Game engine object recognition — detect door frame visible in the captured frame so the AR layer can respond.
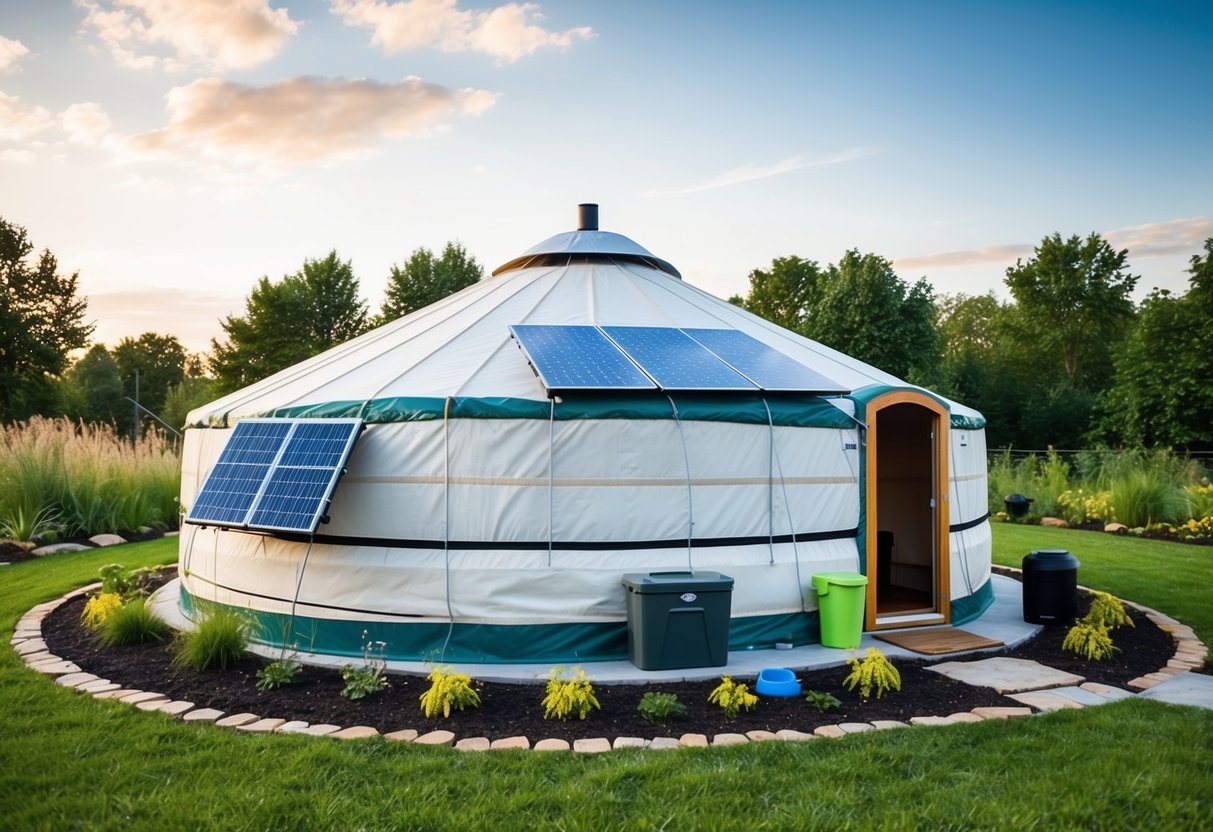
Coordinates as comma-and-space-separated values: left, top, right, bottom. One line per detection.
862, 390, 951, 630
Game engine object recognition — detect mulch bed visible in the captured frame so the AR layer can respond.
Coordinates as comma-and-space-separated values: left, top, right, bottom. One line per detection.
39, 569, 1181, 742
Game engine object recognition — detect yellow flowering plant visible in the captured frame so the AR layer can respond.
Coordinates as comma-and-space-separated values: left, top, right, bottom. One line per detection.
541, 666, 600, 720
707, 675, 758, 719
419, 666, 481, 718
81, 592, 123, 631
843, 648, 901, 701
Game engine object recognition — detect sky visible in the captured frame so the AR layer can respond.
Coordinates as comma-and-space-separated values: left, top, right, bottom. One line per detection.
2, 0, 1211, 354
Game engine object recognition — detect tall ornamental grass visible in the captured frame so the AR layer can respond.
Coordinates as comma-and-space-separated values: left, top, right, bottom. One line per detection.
0, 417, 180, 540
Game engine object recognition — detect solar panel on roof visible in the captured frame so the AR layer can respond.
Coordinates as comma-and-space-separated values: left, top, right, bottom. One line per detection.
682, 328, 848, 393
185, 418, 362, 534
601, 326, 756, 391
510, 324, 655, 392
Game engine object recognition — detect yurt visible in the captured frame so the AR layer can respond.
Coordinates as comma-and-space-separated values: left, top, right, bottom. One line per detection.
178, 205, 993, 664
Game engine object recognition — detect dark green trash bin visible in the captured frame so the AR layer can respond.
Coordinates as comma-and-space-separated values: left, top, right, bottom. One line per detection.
621, 571, 734, 670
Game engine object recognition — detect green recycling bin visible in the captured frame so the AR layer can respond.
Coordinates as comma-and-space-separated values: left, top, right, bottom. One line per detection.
811, 572, 868, 648
621, 571, 733, 670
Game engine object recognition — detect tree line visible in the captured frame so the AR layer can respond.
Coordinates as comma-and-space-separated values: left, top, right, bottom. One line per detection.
2, 213, 1210, 449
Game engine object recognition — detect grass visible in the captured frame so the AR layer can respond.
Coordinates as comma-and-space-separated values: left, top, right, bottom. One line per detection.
991, 523, 1213, 646
1, 535, 1211, 830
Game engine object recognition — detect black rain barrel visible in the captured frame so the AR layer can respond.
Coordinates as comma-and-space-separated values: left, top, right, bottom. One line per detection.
1005, 493, 1033, 518
1021, 549, 1080, 625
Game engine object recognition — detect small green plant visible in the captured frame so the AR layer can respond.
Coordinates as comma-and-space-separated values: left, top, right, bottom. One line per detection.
98, 563, 160, 601
0, 503, 61, 545
1062, 622, 1118, 661
255, 658, 302, 691
1085, 592, 1134, 631
171, 606, 250, 671
542, 666, 600, 720
707, 675, 758, 719
419, 666, 481, 718
81, 592, 124, 631
99, 597, 168, 647
843, 648, 901, 701
340, 632, 389, 700
803, 689, 842, 712
636, 691, 688, 724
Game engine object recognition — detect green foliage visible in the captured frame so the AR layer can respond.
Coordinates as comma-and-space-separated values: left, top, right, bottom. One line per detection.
803, 689, 841, 712
98, 563, 160, 601
255, 658, 302, 691
340, 633, 389, 700
98, 597, 168, 647
987, 450, 1074, 519
0, 502, 61, 544
1062, 622, 1118, 661
707, 675, 758, 719
1110, 468, 1187, 527
1056, 488, 1115, 526
80, 592, 123, 631
210, 251, 370, 394
171, 606, 250, 671
542, 666, 601, 721
380, 241, 483, 321
160, 374, 219, 431
843, 648, 901, 701
636, 691, 688, 724
59, 345, 126, 430
418, 666, 481, 718
737, 255, 823, 332
1085, 592, 1133, 631
111, 333, 188, 422
0, 217, 94, 422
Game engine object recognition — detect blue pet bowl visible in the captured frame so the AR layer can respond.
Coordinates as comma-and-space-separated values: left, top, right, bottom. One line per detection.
755, 667, 801, 698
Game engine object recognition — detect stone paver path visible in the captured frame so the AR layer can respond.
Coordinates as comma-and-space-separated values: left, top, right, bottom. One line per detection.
927, 657, 1084, 693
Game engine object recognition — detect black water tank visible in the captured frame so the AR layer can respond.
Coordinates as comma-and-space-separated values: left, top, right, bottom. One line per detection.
1022, 549, 1080, 625
1005, 493, 1033, 518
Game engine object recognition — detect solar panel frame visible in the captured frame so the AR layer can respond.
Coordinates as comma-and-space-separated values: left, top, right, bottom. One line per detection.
601, 326, 757, 391
510, 324, 656, 393
185, 417, 363, 534
681, 328, 849, 393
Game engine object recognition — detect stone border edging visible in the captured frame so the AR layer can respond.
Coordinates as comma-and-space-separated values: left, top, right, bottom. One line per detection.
10, 582, 1208, 753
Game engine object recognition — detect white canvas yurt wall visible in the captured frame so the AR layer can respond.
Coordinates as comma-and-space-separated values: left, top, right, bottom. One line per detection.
178, 207, 993, 663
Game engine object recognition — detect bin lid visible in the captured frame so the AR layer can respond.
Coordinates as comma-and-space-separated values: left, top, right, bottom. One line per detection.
811, 572, 869, 595
621, 571, 734, 594
1022, 549, 1080, 570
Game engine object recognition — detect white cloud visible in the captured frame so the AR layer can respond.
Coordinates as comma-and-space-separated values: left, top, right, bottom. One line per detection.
1, 148, 36, 164
0, 35, 29, 73
330, 0, 593, 62
0, 91, 54, 141
126, 76, 497, 168
894, 244, 1033, 272
646, 148, 878, 197
61, 102, 113, 145
76, 0, 300, 71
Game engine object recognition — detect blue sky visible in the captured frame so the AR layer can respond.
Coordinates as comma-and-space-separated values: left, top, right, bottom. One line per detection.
2, 0, 1210, 352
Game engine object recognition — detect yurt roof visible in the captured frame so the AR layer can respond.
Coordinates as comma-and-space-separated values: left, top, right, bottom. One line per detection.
188, 206, 982, 426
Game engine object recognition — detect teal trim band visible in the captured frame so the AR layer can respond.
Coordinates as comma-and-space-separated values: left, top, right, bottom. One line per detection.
179, 585, 824, 663
845, 383, 986, 430
244, 392, 856, 428
948, 577, 995, 626
949, 413, 987, 430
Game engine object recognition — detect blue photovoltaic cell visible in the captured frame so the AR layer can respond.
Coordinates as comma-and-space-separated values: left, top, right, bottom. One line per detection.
186, 418, 362, 534
602, 326, 756, 391
510, 324, 655, 392
682, 328, 848, 393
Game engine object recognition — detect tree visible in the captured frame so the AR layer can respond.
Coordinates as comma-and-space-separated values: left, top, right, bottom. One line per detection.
804, 250, 939, 381
113, 333, 187, 419
161, 375, 219, 430
210, 251, 369, 394
737, 256, 823, 332
60, 345, 126, 429
0, 217, 94, 421
1003, 233, 1137, 385
1095, 238, 1213, 449
381, 241, 483, 321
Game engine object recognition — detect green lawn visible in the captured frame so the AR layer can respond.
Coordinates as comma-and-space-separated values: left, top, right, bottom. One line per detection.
990, 523, 1213, 645
1, 534, 1211, 831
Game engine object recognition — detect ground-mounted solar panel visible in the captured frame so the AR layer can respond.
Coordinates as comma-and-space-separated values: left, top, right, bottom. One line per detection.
682, 328, 849, 393
601, 326, 757, 391
510, 324, 656, 392
185, 418, 362, 534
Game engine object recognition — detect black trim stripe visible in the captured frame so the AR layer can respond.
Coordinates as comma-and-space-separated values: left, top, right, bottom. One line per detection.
949, 513, 990, 534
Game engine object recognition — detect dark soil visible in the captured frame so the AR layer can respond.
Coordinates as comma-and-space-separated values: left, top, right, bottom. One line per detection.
0, 541, 36, 563
40, 569, 1180, 742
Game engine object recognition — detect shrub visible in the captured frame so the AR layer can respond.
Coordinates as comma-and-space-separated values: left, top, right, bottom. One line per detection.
340, 633, 389, 700
172, 606, 249, 671
99, 598, 168, 647
81, 592, 123, 631
1062, 622, 1118, 661
256, 658, 302, 691
1085, 592, 1134, 631
707, 675, 758, 719
1056, 488, 1115, 526
542, 666, 600, 721
1111, 469, 1187, 528
0, 503, 61, 545
98, 563, 160, 601
636, 691, 687, 724
803, 690, 841, 712
1185, 483, 1213, 521
419, 666, 481, 718
843, 648, 901, 701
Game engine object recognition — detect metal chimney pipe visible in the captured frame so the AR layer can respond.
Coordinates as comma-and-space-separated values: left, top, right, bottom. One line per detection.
577, 203, 599, 231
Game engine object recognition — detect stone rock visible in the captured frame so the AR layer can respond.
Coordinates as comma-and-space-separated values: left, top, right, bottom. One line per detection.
745, 730, 777, 742
330, 726, 380, 740
1040, 517, 1068, 528
32, 542, 92, 555
276, 721, 311, 734
679, 733, 708, 748
909, 716, 953, 727
970, 707, 1032, 720
215, 713, 260, 728
712, 733, 749, 746
55, 672, 100, 688
15, 639, 47, 655
455, 737, 491, 752
32, 659, 81, 675
118, 691, 169, 706
612, 737, 647, 750
928, 657, 1084, 693
573, 738, 612, 754
77, 681, 120, 694
813, 725, 845, 738
238, 718, 287, 733
157, 701, 197, 717
182, 708, 225, 723
533, 738, 570, 752
414, 730, 455, 746
946, 712, 985, 723
1104, 522, 1127, 534
384, 729, 419, 743
1007, 690, 1085, 711
491, 736, 531, 750
838, 722, 874, 733
94, 689, 141, 701
88, 533, 128, 547
775, 729, 817, 742
648, 737, 681, 750
301, 724, 341, 736
870, 720, 909, 730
